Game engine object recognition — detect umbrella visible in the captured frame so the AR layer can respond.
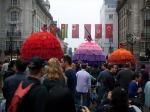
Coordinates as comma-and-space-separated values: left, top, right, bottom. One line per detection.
20, 32, 64, 61
108, 48, 135, 65
73, 41, 106, 66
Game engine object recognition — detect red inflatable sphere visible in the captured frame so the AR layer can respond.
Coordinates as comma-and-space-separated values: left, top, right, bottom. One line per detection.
20, 32, 64, 61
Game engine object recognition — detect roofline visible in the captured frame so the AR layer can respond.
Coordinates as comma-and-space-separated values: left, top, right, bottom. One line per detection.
116, 0, 128, 12
36, 0, 53, 20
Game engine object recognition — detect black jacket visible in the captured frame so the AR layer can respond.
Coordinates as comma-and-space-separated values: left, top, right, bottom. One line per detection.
43, 78, 76, 112
65, 69, 77, 94
116, 69, 134, 90
3, 69, 15, 81
2, 72, 26, 111
17, 76, 48, 112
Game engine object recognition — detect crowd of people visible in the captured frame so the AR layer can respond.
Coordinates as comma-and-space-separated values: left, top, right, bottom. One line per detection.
0, 55, 149, 112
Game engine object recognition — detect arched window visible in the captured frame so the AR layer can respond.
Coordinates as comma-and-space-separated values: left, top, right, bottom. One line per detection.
10, 11, 19, 21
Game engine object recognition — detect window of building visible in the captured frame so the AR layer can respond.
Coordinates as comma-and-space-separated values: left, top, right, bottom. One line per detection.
6, 41, 10, 51
12, 41, 17, 50
11, 11, 19, 21
11, 0, 19, 5
146, 12, 150, 20
10, 24, 16, 32
140, 42, 145, 52
109, 14, 113, 20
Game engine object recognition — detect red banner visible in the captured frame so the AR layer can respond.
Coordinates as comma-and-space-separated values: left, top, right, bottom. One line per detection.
105, 24, 113, 38
95, 24, 102, 39
72, 24, 79, 38
84, 24, 91, 39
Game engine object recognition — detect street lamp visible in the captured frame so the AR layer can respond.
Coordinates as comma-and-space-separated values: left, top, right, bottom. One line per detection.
9, 32, 13, 61
144, 1, 150, 58
7, 30, 13, 61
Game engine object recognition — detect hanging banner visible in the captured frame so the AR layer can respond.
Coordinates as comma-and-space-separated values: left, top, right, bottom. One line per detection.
61, 24, 68, 39
95, 24, 102, 39
105, 24, 113, 38
84, 24, 91, 39
72, 24, 79, 38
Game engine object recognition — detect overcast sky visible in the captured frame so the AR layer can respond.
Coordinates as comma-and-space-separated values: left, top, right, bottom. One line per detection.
49, 0, 103, 50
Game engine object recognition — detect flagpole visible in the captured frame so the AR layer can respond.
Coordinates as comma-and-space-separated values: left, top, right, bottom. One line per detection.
84, 25, 92, 41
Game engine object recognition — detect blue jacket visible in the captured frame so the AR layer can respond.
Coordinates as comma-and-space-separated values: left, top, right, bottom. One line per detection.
2, 72, 26, 111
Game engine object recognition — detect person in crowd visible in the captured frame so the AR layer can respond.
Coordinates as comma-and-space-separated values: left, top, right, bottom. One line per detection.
90, 65, 100, 79
75, 60, 82, 72
97, 64, 117, 104
97, 63, 108, 83
140, 64, 149, 89
128, 72, 142, 98
1, 58, 9, 75
2, 59, 27, 111
0, 61, 3, 74
3, 60, 16, 80
0, 61, 3, 89
82, 87, 140, 112
100, 63, 108, 72
116, 63, 134, 91
17, 57, 48, 112
43, 58, 76, 112
144, 81, 150, 111
62, 55, 77, 95
76, 63, 91, 107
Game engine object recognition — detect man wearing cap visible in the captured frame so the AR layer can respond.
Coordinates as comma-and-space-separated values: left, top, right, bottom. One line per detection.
17, 57, 48, 112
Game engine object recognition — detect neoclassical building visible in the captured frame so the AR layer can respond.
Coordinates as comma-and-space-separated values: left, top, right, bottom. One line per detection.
99, 0, 118, 55
117, 0, 150, 60
0, 0, 53, 54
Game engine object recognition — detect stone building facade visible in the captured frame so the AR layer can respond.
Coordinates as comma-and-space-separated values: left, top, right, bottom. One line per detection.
117, 0, 150, 60
0, 0, 53, 54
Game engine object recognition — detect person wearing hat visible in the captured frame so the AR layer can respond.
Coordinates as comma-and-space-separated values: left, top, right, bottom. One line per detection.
17, 57, 48, 112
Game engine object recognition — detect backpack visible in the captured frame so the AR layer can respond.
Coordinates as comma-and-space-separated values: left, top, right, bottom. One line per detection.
8, 81, 33, 112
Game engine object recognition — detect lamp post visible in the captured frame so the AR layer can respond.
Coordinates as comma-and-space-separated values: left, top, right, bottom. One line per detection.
144, 1, 150, 58
9, 31, 13, 61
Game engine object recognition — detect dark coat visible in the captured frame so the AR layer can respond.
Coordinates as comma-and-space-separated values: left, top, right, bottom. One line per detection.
2, 72, 26, 111
17, 76, 48, 112
65, 69, 77, 94
116, 69, 134, 90
3, 69, 15, 81
43, 78, 76, 112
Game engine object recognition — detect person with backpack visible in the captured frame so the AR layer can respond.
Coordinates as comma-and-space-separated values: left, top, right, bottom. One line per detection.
2, 59, 27, 111
43, 58, 76, 112
13, 57, 48, 112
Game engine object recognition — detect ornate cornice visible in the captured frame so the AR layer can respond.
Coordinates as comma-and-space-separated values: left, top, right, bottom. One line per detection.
116, 0, 127, 12
35, 0, 53, 20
